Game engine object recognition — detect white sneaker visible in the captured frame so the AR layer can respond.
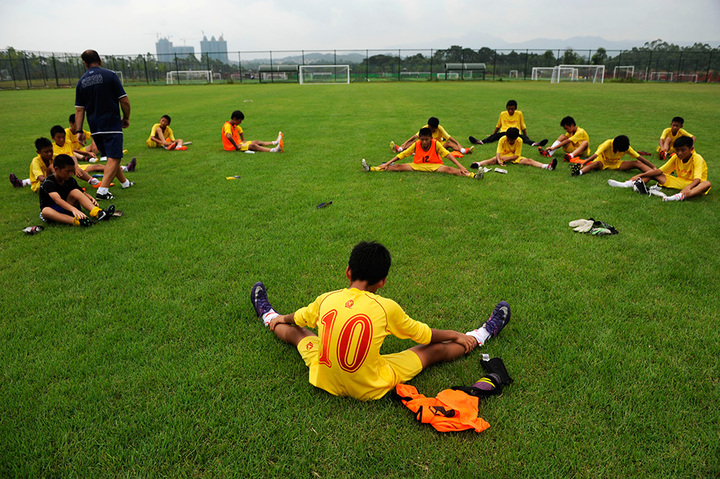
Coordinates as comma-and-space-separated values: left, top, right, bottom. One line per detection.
88, 157, 98, 163
277, 131, 283, 143
244, 150, 255, 154
361, 158, 370, 172
608, 179, 633, 188
122, 181, 135, 189
494, 168, 508, 174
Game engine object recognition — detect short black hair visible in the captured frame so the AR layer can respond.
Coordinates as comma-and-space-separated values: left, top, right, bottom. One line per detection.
69, 114, 75, 123
231, 110, 244, 120
418, 127, 433, 137
50, 125, 65, 138
506, 99, 517, 108
35, 137, 53, 150
673, 136, 693, 149
505, 127, 520, 140
81, 49, 101, 65
671, 116, 684, 125
560, 116, 576, 127
427, 117, 440, 128
348, 241, 391, 286
53, 154, 75, 169
161, 114, 171, 123
612, 135, 630, 152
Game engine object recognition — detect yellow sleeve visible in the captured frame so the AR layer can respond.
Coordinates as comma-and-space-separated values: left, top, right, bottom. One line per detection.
626, 146, 639, 159
222, 123, 233, 136
435, 141, 451, 158
496, 112, 504, 129
678, 128, 693, 138
166, 126, 175, 141
691, 153, 706, 181
397, 142, 417, 160
384, 299, 432, 344
660, 128, 671, 140
294, 292, 331, 329
148, 123, 160, 140
658, 156, 676, 175
594, 139, 612, 157
437, 125, 450, 141
518, 111, 527, 130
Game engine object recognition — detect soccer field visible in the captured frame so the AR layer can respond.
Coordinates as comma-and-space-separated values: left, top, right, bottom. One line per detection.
1, 82, 718, 477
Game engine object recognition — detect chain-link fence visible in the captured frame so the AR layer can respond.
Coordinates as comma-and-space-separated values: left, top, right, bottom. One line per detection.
1, 46, 718, 88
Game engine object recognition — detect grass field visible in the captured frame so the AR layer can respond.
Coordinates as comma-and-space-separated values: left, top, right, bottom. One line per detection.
1, 81, 719, 478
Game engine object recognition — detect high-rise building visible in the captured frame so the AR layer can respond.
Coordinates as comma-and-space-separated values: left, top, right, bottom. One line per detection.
201, 35, 229, 64
155, 37, 195, 62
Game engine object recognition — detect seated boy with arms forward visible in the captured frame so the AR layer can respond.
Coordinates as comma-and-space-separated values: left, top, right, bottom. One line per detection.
10, 137, 54, 190
619, 136, 711, 202
39, 154, 116, 226
571, 135, 654, 177
470, 128, 557, 171
66, 114, 98, 158
391, 116, 473, 155
250, 241, 511, 401
657, 116, 695, 160
222, 110, 283, 153
146, 114, 190, 150
364, 127, 483, 179
539, 116, 590, 162
469, 100, 547, 147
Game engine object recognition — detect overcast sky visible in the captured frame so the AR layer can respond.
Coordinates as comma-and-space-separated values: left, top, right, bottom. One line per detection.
1, 0, 719, 56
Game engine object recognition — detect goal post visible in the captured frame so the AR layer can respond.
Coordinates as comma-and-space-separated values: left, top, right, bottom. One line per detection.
113, 71, 124, 84
299, 65, 350, 84
551, 65, 604, 83
166, 70, 213, 85
531, 67, 556, 81
613, 65, 635, 79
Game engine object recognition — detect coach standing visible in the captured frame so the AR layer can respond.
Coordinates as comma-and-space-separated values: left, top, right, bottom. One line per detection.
75, 49, 133, 200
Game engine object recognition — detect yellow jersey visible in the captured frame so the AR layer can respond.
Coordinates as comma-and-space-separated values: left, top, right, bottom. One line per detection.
594, 139, 639, 163
565, 127, 590, 155
659, 151, 708, 182
147, 123, 175, 147
65, 128, 92, 150
496, 110, 526, 132
416, 124, 451, 142
660, 127, 693, 153
497, 136, 523, 157
294, 288, 432, 401
53, 141, 75, 158
29, 155, 50, 192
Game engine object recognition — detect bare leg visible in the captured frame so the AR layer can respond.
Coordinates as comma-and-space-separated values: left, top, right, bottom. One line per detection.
619, 160, 651, 174
271, 322, 315, 346
580, 161, 602, 174
518, 158, 546, 168
41, 207, 75, 225
101, 158, 121, 187
410, 341, 471, 368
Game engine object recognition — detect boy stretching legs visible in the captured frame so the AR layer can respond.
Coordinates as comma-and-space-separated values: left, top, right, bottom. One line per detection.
250, 241, 511, 401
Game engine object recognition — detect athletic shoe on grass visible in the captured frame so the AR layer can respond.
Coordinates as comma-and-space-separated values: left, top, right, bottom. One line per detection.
466, 145, 475, 154
483, 301, 511, 338
122, 181, 135, 189
549, 158, 558, 171
361, 159, 370, 172
250, 281, 274, 319
9, 173, 23, 188
570, 163, 582, 176
474, 170, 484, 180
468, 136, 483, 145
96, 191, 115, 200
538, 147, 551, 157
536, 139, 548, 147
390, 141, 398, 152
126, 157, 137, 172
96, 204, 116, 222
633, 179, 650, 196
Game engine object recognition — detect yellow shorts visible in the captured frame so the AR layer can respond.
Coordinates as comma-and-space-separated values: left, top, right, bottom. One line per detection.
563, 143, 589, 156
297, 336, 423, 386
78, 164, 90, 171
595, 157, 623, 170
146, 139, 159, 148
238, 141, 251, 151
660, 175, 693, 190
410, 162, 442, 172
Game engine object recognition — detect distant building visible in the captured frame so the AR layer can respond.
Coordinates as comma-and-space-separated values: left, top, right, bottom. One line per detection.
201, 35, 229, 64
155, 37, 195, 62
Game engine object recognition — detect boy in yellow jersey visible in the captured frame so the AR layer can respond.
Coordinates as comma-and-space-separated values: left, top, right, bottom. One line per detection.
9, 138, 55, 190
470, 128, 557, 171
539, 116, 590, 162
366, 128, 482, 179
391, 116, 473, 155
657, 116, 695, 160
571, 135, 654, 177
67, 114, 98, 157
222, 110, 283, 153
469, 100, 547, 147
619, 136, 711, 202
250, 241, 512, 401
146, 114, 190, 150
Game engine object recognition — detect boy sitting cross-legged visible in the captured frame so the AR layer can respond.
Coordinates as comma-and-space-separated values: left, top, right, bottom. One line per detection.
250, 241, 511, 401
539, 116, 590, 162
38, 154, 116, 227
469, 99, 547, 147
364, 127, 483, 179
571, 135, 654, 177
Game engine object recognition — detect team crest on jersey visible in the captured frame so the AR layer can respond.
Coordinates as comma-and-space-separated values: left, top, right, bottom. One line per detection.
306, 342, 314, 351
345, 300, 354, 309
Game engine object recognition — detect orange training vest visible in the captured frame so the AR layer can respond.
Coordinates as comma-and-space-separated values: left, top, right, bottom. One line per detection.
413, 139, 443, 164
222, 121, 240, 151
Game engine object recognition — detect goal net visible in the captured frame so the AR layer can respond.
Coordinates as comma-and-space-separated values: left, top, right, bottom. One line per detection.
551, 65, 605, 83
649, 71, 674, 82
531, 67, 556, 81
113, 71, 124, 84
299, 65, 350, 84
166, 70, 213, 85
677, 73, 698, 83
613, 65, 635, 79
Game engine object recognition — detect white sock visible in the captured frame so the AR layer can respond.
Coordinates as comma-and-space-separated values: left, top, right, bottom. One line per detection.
608, 179, 633, 188
121, 179, 130, 188
271, 147, 279, 152
578, 171, 583, 176
542, 164, 549, 169
566, 153, 574, 159
90, 178, 100, 185
22, 179, 31, 186
121, 166, 128, 172
272, 140, 278, 145
663, 193, 685, 202
550, 140, 561, 150
397, 147, 403, 153
466, 326, 491, 345
460, 148, 466, 154
97, 187, 109, 195
261, 310, 278, 326
100, 156, 107, 162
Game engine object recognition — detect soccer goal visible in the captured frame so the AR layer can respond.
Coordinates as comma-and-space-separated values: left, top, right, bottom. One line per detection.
649, 71, 674, 82
509, 70, 519, 79
551, 65, 605, 83
531, 67, 556, 81
166, 70, 213, 85
113, 71, 124, 84
299, 65, 350, 84
613, 65, 635, 79
676, 73, 698, 83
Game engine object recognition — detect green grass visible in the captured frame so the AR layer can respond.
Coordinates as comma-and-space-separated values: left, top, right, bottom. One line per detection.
1, 82, 719, 478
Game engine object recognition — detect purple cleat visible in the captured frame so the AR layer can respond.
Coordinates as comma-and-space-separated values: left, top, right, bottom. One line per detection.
482, 301, 511, 338
126, 157, 137, 172
250, 281, 274, 319
9, 173, 23, 188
